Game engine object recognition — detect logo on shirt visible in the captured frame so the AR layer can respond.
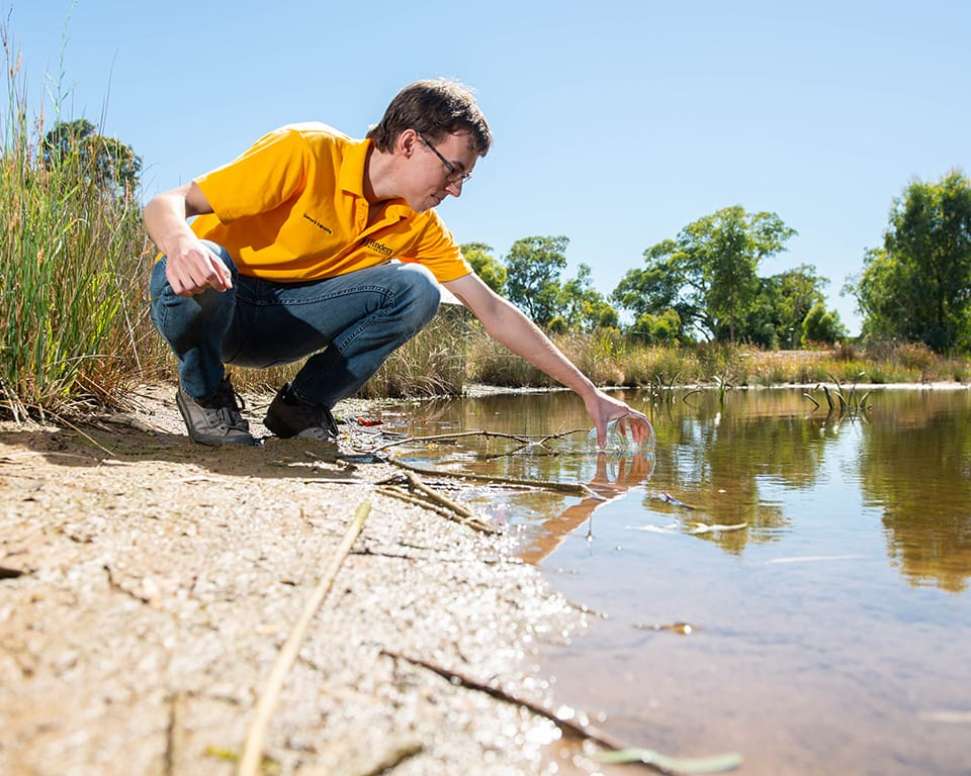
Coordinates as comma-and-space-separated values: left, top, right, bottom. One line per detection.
302, 213, 333, 234
363, 238, 393, 257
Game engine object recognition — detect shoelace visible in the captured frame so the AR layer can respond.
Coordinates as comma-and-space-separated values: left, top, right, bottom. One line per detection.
209, 381, 248, 430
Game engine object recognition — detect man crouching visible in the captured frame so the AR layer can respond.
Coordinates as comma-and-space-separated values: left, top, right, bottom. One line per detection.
143, 79, 649, 450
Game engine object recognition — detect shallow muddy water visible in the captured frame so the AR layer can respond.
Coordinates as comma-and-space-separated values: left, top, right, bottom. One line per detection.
382, 387, 971, 775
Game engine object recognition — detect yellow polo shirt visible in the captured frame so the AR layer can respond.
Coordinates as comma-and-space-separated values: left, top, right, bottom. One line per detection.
188, 123, 471, 284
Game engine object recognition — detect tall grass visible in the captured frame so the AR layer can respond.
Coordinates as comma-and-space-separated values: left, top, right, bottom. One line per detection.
0, 28, 150, 417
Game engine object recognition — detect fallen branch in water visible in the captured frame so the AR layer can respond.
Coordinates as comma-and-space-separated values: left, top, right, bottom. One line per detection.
371, 429, 529, 453
647, 491, 699, 511
402, 470, 476, 519
380, 649, 629, 750
386, 456, 604, 500
371, 427, 588, 455
375, 483, 499, 535
478, 427, 589, 460
380, 650, 741, 775
239, 499, 372, 776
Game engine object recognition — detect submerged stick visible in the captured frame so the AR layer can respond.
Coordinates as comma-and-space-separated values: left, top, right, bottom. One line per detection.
647, 491, 699, 511
402, 471, 499, 534
373, 427, 588, 455
820, 385, 835, 412
682, 389, 703, 404
372, 429, 530, 453
380, 650, 740, 774
387, 456, 603, 500
402, 470, 474, 518
534, 427, 588, 445
376, 484, 498, 535
379, 649, 631, 751
238, 499, 372, 776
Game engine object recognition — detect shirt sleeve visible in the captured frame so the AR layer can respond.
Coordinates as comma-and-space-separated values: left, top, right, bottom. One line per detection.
193, 129, 309, 223
401, 212, 472, 283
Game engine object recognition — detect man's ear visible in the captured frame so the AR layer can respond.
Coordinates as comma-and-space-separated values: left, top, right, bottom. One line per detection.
396, 128, 418, 158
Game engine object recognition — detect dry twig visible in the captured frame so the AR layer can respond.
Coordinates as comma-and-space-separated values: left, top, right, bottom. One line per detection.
238, 499, 372, 776
47, 409, 117, 458
376, 481, 498, 534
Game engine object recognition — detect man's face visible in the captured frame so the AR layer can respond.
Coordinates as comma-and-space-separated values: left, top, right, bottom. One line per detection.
398, 129, 479, 212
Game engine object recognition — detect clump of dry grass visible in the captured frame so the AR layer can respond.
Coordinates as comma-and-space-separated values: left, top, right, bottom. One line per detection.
226, 309, 471, 400
623, 345, 702, 386
357, 308, 469, 398
467, 334, 968, 391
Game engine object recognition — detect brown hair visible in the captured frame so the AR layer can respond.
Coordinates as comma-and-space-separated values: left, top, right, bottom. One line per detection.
367, 79, 492, 157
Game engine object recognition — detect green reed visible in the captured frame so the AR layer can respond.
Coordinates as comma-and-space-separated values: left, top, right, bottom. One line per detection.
0, 27, 151, 417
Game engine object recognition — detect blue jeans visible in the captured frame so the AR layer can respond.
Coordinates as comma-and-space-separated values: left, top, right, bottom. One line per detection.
149, 241, 442, 407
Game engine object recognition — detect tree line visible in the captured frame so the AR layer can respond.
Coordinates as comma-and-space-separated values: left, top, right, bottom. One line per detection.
464, 171, 971, 354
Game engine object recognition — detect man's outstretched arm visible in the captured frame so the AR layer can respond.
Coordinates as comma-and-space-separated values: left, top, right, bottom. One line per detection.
444, 272, 651, 446
143, 182, 232, 296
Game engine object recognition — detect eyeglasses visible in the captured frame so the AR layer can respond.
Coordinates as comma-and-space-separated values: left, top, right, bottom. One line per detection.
418, 132, 472, 185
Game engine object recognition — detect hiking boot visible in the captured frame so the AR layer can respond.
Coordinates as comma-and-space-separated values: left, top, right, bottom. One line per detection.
175, 377, 256, 446
263, 383, 339, 447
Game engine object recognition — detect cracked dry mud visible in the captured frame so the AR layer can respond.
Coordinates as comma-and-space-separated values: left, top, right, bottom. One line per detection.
0, 386, 594, 776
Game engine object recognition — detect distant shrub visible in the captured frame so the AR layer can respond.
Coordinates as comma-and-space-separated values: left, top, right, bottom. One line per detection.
893, 343, 937, 373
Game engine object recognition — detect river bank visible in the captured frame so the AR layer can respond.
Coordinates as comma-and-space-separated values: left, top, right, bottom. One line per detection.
0, 385, 598, 776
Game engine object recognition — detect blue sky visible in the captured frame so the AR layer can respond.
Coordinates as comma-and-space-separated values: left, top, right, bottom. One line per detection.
9, 1, 970, 333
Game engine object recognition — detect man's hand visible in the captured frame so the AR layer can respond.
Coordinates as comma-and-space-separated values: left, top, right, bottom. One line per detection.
445, 274, 656, 447
164, 236, 233, 296
584, 389, 653, 448
144, 181, 226, 296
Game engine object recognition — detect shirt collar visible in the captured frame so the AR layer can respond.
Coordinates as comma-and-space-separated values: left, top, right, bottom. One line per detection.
338, 137, 371, 197
339, 137, 414, 221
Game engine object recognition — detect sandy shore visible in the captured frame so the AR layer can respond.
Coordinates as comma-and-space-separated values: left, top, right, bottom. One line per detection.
0, 386, 593, 775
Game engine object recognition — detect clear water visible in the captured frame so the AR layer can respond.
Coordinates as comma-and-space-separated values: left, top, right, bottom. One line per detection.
385, 387, 971, 775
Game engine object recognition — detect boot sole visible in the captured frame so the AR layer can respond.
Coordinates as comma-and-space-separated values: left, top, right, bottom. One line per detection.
263, 411, 338, 457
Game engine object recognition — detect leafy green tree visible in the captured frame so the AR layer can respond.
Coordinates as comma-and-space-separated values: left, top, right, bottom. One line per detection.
460, 242, 506, 293
631, 308, 682, 344
41, 119, 142, 198
846, 170, 971, 352
585, 299, 620, 330
742, 265, 829, 348
801, 301, 847, 344
613, 206, 796, 342
612, 250, 692, 324
504, 235, 569, 325
771, 265, 830, 347
559, 263, 618, 331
